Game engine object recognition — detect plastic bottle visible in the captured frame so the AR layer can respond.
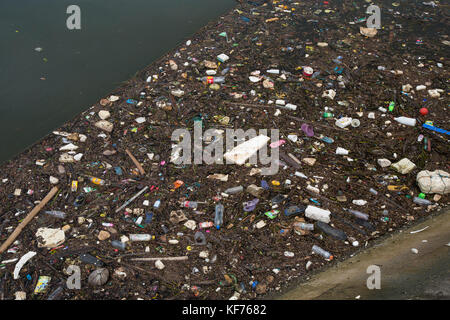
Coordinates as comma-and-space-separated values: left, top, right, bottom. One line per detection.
316, 221, 347, 240
312, 245, 333, 260
44, 211, 66, 219
111, 240, 126, 250
214, 203, 224, 230
293, 222, 314, 231
224, 186, 243, 195
199, 76, 225, 84
369, 188, 378, 195
183, 201, 198, 209
413, 197, 432, 205
294, 171, 308, 179
347, 209, 369, 220
394, 116, 416, 126
129, 234, 154, 241
47, 286, 64, 300
323, 112, 334, 118
88, 177, 105, 185
199, 221, 214, 228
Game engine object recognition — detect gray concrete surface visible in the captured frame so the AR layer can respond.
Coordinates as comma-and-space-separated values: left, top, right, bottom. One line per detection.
276, 208, 450, 300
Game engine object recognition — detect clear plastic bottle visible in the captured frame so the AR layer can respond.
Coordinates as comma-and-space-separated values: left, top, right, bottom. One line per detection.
111, 240, 126, 250
347, 209, 369, 220
224, 186, 243, 195
129, 234, 154, 241
199, 221, 214, 228
312, 245, 333, 260
183, 201, 198, 209
413, 197, 431, 205
47, 286, 64, 300
44, 211, 66, 219
293, 222, 314, 231
199, 76, 225, 84
214, 203, 224, 230
369, 188, 378, 195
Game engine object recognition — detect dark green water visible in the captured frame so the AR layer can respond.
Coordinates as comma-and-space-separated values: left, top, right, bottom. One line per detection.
0, 0, 235, 164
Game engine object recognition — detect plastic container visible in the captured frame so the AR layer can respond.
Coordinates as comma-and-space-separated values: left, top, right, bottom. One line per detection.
183, 201, 198, 209
199, 221, 214, 228
111, 240, 126, 250
336, 147, 349, 155
293, 222, 314, 231
282, 103, 297, 111
316, 221, 347, 240
44, 211, 66, 219
47, 286, 64, 300
194, 231, 206, 245
88, 177, 105, 185
303, 66, 313, 77
200, 76, 225, 84
351, 119, 360, 127
284, 205, 306, 217
335, 117, 352, 128
347, 209, 369, 220
129, 234, 154, 241
305, 205, 331, 223
214, 203, 224, 230
224, 186, 243, 195
413, 197, 432, 205
394, 117, 416, 126
294, 171, 308, 179
312, 245, 333, 260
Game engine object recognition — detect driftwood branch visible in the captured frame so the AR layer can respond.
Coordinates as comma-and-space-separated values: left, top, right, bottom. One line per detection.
0, 186, 59, 254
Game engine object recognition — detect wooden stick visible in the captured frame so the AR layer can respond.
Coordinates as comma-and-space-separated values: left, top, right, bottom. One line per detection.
125, 148, 145, 175
130, 256, 188, 262
0, 186, 59, 254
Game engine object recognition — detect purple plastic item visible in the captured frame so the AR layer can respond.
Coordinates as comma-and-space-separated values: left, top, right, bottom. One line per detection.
301, 123, 314, 137
243, 199, 259, 212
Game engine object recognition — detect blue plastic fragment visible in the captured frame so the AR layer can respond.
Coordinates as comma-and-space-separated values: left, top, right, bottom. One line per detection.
422, 123, 449, 136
